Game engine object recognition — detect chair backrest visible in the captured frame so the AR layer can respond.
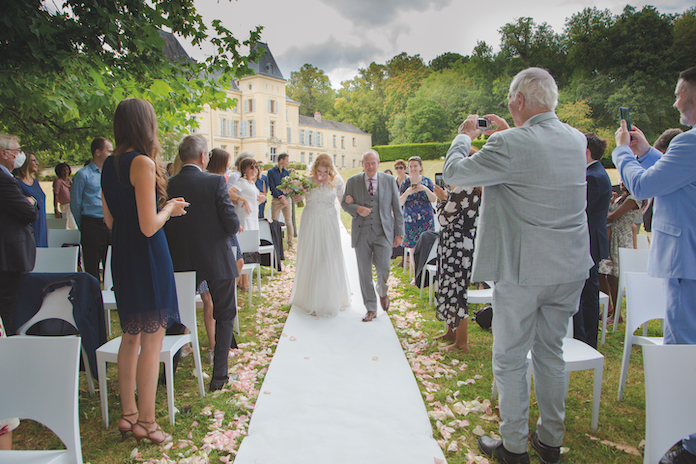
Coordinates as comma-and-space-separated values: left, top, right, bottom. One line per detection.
103, 246, 113, 291
258, 219, 274, 244
0, 336, 82, 463
237, 229, 260, 254
618, 247, 650, 281
426, 237, 439, 265
174, 272, 197, 333
636, 234, 650, 249
47, 228, 81, 248
625, 272, 665, 336
642, 344, 696, 464
46, 216, 68, 229
16, 286, 76, 335
32, 247, 80, 273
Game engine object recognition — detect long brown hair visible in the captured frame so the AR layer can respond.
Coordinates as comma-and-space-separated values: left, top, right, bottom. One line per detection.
113, 99, 167, 207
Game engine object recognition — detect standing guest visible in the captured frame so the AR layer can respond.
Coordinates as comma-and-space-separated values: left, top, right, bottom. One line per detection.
53, 162, 77, 229
384, 168, 394, 176
612, 65, 696, 464
268, 153, 294, 250
341, 150, 404, 322
165, 134, 240, 392
433, 180, 481, 353
229, 157, 262, 289
394, 159, 408, 188
256, 160, 268, 218
444, 67, 592, 464
598, 180, 641, 323
0, 133, 37, 335
14, 152, 47, 247
101, 98, 188, 445
71, 137, 113, 281
399, 155, 436, 264
574, 133, 612, 348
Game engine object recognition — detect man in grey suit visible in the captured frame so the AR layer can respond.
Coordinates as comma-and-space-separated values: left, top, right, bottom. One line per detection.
444, 68, 592, 464
341, 150, 404, 322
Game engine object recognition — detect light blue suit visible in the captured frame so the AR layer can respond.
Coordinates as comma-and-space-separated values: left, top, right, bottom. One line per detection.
613, 127, 696, 454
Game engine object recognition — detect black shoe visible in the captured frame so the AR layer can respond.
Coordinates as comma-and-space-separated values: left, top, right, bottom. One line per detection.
660, 447, 696, 464
209, 377, 229, 392
530, 431, 561, 464
478, 436, 530, 464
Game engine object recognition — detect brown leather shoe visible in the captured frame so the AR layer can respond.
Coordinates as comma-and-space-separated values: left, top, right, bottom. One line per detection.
380, 295, 390, 312
362, 311, 377, 322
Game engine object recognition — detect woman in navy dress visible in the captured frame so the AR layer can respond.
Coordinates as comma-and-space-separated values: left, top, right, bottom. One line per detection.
399, 156, 437, 249
101, 98, 188, 445
14, 153, 47, 247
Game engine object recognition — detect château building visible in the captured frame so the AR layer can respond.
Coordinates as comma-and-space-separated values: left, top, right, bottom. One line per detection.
192, 43, 372, 169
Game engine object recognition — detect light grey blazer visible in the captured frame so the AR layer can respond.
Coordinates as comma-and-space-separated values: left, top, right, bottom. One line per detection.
443, 112, 593, 286
341, 171, 404, 248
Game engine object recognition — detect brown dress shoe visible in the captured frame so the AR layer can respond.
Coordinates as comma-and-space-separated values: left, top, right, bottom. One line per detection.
362, 311, 377, 322
380, 295, 390, 312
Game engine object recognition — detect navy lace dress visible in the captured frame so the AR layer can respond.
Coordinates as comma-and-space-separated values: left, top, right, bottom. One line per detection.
101, 152, 180, 334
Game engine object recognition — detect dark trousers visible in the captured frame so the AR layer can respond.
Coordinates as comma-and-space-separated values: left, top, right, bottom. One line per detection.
574, 263, 600, 348
167, 277, 237, 383
0, 271, 23, 334
80, 216, 111, 282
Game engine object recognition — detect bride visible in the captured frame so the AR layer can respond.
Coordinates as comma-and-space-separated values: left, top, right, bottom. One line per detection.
289, 154, 350, 317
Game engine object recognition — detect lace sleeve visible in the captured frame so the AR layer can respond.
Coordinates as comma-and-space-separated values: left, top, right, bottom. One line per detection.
335, 175, 345, 201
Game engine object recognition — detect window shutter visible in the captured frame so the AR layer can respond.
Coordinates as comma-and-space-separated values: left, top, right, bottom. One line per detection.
241, 121, 248, 138
287, 127, 291, 143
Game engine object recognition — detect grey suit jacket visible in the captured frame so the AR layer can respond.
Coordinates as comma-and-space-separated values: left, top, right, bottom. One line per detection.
341, 171, 404, 248
443, 112, 593, 286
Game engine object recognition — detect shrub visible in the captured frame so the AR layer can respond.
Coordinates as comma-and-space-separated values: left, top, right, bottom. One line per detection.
374, 139, 486, 161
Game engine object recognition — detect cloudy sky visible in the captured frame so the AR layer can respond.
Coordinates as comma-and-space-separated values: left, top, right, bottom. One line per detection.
182, 0, 691, 88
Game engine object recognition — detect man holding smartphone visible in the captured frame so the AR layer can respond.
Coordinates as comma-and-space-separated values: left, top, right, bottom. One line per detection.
613, 65, 696, 464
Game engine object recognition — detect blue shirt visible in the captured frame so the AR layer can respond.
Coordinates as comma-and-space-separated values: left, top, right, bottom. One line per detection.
267, 166, 289, 199
255, 174, 268, 200
70, 161, 104, 228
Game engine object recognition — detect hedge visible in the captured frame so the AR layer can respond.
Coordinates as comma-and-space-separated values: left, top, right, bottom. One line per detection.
374, 139, 486, 161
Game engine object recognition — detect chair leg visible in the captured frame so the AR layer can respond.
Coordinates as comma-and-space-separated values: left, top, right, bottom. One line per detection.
600, 297, 608, 345
164, 358, 176, 425
256, 266, 261, 297
97, 356, 109, 428
429, 271, 434, 306
591, 362, 603, 431
106, 308, 111, 336
613, 287, 625, 333
191, 340, 205, 398
617, 336, 633, 401
81, 345, 95, 395
419, 267, 426, 299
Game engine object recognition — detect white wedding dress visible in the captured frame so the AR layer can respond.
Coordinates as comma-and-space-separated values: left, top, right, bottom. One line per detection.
289, 177, 351, 317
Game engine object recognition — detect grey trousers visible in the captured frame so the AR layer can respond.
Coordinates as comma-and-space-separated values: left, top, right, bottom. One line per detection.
492, 279, 584, 453
355, 228, 391, 312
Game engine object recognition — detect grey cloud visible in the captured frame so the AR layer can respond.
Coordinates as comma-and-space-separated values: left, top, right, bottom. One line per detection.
318, 0, 453, 26
279, 36, 384, 83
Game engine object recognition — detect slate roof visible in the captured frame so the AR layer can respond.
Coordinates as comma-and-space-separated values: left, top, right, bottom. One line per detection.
248, 42, 285, 81
299, 115, 368, 135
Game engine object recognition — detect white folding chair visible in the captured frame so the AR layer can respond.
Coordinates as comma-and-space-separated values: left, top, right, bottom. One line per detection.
101, 246, 118, 335
492, 318, 604, 431
97, 271, 205, 426
468, 281, 495, 306
45, 216, 68, 230
16, 286, 95, 394
0, 336, 83, 463
419, 238, 439, 305
32, 247, 79, 273
258, 219, 276, 277
617, 272, 665, 401
636, 234, 650, 249
47, 229, 81, 248
237, 230, 262, 308
642, 344, 696, 464
612, 247, 650, 333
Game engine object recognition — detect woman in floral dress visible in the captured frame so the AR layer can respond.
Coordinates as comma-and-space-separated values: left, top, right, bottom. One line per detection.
399, 156, 437, 252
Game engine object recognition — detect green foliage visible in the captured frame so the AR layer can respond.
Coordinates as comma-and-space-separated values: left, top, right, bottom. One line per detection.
286, 64, 336, 118
374, 140, 485, 162
0, 0, 262, 157
429, 52, 467, 71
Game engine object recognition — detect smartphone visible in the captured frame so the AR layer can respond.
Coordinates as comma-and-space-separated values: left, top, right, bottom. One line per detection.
619, 107, 632, 129
435, 172, 445, 188
612, 184, 622, 194
477, 118, 492, 130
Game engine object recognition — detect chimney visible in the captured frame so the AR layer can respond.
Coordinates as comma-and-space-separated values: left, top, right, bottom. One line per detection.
314, 112, 321, 122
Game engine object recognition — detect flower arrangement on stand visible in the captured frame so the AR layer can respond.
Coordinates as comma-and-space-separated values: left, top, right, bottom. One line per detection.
278, 172, 316, 207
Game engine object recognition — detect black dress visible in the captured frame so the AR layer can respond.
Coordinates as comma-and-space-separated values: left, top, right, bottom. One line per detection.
101, 152, 180, 334
435, 187, 481, 329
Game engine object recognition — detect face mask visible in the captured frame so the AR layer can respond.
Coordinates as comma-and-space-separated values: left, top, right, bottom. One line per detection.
13, 151, 26, 170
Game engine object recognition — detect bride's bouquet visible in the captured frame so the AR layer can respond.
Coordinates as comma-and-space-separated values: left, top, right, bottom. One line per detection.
279, 172, 316, 207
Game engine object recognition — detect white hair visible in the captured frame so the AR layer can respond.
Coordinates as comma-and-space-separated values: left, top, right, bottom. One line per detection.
508, 67, 558, 111
362, 149, 380, 162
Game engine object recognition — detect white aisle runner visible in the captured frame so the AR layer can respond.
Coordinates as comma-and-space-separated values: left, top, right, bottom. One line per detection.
234, 226, 446, 464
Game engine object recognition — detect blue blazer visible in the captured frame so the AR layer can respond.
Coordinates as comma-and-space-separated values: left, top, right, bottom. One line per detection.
586, 161, 611, 264
612, 127, 696, 279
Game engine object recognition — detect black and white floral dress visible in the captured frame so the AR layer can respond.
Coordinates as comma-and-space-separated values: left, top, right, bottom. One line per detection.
436, 187, 481, 329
